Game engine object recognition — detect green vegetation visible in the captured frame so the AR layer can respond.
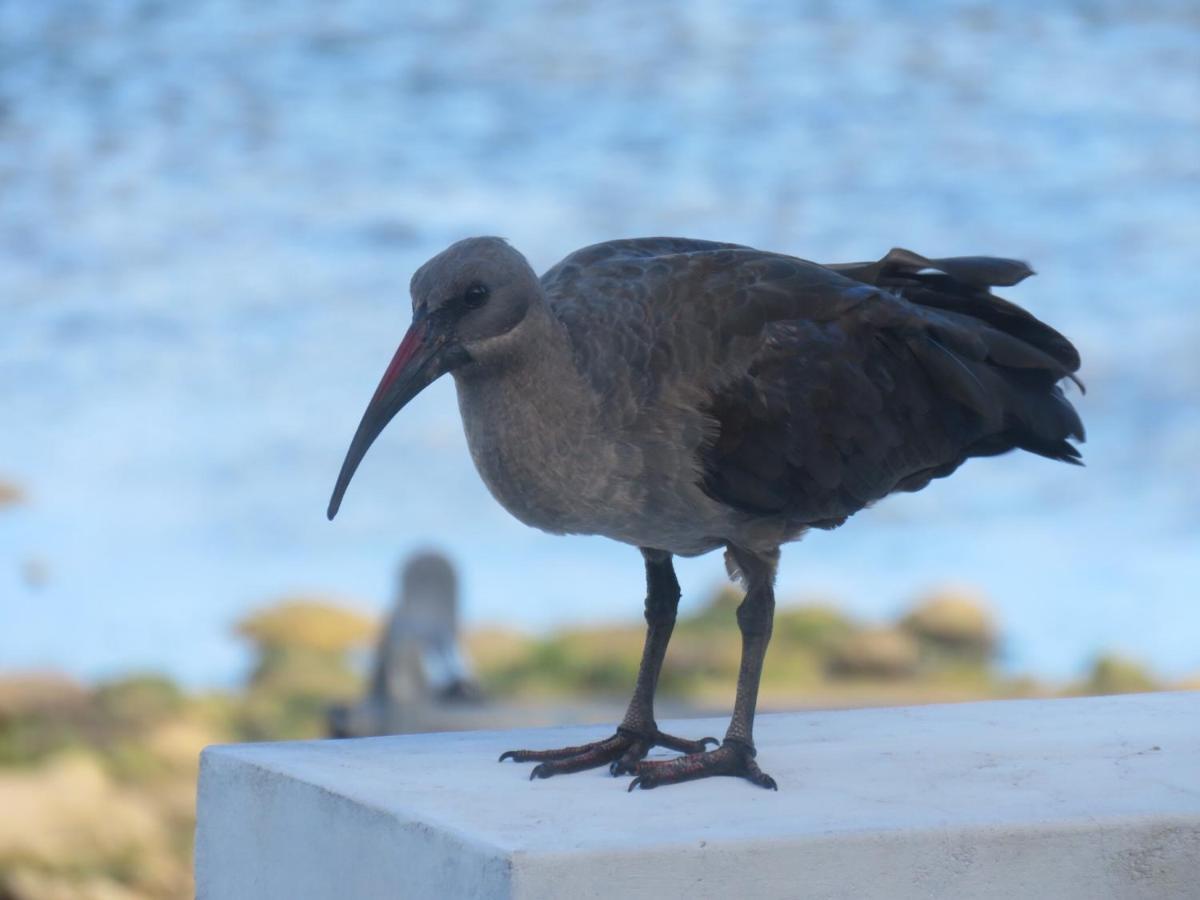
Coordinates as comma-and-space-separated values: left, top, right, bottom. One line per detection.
471, 585, 1017, 704
234, 598, 376, 740
0, 672, 220, 899
1080, 653, 1159, 695
0, 599, 377, 900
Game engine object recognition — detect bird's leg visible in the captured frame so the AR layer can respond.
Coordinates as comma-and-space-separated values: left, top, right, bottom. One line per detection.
628, 547, 778, 791
499, 549, 717, 780
607, 549, 720, 774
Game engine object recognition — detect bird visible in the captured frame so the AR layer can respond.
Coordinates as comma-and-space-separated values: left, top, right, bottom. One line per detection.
327, 236, 1084, 790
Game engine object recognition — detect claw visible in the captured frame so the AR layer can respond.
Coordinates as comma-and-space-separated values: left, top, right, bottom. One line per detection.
498, 726, 716, 783
744, 756, 779, 790
623, 743, 777, 790
609, 755, 638, 777
701, 737, 719, 748
627, 777, 643, 792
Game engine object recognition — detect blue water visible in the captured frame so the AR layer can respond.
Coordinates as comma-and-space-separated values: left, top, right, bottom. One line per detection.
1, 1, 1198, 686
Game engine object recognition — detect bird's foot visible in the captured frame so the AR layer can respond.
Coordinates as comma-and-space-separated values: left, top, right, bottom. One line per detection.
499, 725, 718, 780
627, 739, 777, 791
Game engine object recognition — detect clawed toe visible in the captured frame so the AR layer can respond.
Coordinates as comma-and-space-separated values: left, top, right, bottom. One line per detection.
655, 732, 720, 754
499, 726, 720, 781
498, 734, 623, 766
608, 752, 640, 777
627, 741, 778, 791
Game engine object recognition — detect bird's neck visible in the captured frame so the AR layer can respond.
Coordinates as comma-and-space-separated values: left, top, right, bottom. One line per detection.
450, 300, 606, 533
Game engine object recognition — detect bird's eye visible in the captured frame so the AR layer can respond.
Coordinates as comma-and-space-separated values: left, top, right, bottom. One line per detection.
463, 283, 490, 308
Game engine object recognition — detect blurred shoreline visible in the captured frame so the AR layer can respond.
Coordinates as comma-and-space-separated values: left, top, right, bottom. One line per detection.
3, 585, 1195, 899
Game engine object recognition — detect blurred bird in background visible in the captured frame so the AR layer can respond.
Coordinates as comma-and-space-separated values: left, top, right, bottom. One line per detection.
329, 550, 480, 738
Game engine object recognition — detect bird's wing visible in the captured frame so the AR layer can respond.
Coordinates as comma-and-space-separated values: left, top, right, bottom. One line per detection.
549, 244, 1083, 527
542, 236, 753, 284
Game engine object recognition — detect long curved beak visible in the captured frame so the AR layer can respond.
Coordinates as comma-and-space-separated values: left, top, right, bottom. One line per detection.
327, 320, 441, 520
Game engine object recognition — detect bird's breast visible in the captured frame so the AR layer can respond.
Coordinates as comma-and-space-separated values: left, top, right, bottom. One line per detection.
453, 370, 626, 536
452, 371, 738, 555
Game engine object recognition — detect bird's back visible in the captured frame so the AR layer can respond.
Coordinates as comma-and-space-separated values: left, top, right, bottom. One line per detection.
542, 238, 1084, 542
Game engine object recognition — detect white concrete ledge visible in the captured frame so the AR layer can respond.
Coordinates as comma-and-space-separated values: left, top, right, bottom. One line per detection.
196, 692, 1200, 899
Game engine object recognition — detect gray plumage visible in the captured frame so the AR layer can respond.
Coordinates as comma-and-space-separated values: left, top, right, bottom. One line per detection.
431, 236, 1082, 554
328, 235, 1084, 790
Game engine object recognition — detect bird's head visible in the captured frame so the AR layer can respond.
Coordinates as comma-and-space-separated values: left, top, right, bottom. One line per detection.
327, 236, 538, 520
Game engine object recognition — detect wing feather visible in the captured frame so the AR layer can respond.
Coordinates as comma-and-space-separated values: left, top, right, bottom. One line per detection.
543, 239, 1084, 528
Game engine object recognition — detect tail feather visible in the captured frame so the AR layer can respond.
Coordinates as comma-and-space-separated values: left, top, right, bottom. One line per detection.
838, 247, 1085, 467
835, 247, 1082, 374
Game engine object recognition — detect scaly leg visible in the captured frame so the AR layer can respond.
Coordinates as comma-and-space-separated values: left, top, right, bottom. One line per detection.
499, 548, 717, 779
628, 546, 779, 791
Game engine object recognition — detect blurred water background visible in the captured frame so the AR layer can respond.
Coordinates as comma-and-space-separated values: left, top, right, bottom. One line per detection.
1, 0, 1198, 686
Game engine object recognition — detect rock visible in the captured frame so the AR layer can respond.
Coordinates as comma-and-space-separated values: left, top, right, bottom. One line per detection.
1084, 654, 1159, 695
828, 628, 920, 679
901, 585, 997, 660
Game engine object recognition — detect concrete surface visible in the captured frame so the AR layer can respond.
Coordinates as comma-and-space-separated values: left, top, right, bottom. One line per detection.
196, 692, 1200, 899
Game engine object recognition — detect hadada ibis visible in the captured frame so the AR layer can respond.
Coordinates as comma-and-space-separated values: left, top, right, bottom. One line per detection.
328, 236, 1084, 790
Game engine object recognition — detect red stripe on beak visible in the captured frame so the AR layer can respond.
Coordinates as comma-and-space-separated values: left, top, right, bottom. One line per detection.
369, 319, 430, 407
